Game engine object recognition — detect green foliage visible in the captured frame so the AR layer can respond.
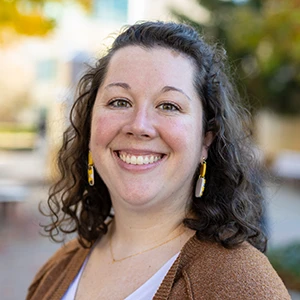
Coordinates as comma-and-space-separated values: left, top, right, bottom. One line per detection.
172, 0, 300, 115
268, 242, 300, 290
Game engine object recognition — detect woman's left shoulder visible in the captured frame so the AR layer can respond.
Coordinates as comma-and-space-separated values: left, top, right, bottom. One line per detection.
214, 241, 284, 280
180, 238, 291, 299
187, 238, 274, 273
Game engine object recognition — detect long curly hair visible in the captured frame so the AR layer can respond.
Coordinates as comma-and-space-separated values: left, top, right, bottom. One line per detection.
41, 21, 267, 252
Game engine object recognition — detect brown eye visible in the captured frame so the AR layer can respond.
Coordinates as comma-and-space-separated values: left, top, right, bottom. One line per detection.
109, 99, 131, 108
158, 103, 180, 111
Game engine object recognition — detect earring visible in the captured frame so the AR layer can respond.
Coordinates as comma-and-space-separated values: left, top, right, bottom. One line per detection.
195, 159, 206, 198
88, 151, 94, 186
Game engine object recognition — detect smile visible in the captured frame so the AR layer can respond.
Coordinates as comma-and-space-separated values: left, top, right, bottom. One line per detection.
117, 151, 163, 165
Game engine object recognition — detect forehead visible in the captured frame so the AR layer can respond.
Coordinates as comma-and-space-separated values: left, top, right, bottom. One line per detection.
103, 46, 196, 85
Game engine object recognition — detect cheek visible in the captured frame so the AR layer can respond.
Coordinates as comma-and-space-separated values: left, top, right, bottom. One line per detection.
90, 113, 118, 147
162, 117, 203, 154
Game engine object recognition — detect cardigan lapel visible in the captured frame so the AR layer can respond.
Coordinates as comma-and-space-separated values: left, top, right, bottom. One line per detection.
153, 233, 199, 300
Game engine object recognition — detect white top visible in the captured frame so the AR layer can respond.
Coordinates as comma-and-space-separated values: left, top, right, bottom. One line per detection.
62, 252, 179, 300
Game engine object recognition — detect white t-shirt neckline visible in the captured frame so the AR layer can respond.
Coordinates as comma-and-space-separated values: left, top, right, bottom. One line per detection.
62, 252, 180, 300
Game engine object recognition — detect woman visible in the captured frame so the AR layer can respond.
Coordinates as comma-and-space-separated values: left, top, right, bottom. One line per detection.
27, 21, 290, 299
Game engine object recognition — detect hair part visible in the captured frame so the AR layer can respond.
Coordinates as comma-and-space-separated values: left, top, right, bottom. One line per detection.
41, 21, 267, 252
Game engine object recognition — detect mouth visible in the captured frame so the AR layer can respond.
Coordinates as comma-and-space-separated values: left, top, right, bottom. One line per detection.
116, 151, 165, 165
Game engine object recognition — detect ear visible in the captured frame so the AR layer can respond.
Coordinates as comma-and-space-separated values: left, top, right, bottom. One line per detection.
201, 131, 214, 159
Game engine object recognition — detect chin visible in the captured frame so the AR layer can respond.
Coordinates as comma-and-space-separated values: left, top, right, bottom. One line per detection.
116, 193, 163, 210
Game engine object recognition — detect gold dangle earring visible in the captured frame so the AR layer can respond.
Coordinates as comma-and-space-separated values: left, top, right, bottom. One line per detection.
195, 158, 206, 198
88, 151, 94, 186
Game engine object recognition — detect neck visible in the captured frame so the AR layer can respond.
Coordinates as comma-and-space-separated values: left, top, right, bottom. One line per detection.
108, 197, 191, 251
114, 211, 184, 243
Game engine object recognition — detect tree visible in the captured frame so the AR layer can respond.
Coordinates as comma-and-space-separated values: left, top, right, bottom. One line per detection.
0, 0, 92, 44
172, 0, 300, 115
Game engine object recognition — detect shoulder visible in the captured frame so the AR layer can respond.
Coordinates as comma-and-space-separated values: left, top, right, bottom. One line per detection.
31, 239, 83, 280
26, 239, 89, 300
179, 237, 291, 299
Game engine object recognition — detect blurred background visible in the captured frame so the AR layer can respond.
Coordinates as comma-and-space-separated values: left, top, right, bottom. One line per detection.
0, 0, 299, 299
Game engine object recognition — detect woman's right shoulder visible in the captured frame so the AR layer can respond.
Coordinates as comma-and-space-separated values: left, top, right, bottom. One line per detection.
26, 239, 89, 300
35, 239, 82, 275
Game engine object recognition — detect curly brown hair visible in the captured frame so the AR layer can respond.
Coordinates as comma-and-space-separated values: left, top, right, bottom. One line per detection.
41, 21, 267, 252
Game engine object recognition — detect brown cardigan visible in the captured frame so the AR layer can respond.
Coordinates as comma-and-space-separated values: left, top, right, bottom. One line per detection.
26, 234, 291, 300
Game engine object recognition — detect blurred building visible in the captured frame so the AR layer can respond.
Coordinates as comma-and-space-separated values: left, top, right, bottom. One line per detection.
0, 0, 299, 179
0, 0, 208, 178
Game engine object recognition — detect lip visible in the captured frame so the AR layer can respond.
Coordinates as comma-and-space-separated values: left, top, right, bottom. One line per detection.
113, 149, 166, 171
116, 149, 165, 156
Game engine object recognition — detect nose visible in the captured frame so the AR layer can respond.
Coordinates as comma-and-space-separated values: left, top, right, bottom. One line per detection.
122, 106, 157, 139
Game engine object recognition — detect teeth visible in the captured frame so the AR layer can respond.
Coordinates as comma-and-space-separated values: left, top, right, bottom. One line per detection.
137, 156, 143, 165
119, 153, 162, 165
131, 155, 137, 164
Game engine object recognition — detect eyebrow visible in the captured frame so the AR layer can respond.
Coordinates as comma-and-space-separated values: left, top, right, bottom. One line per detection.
161, 86, 192, 101
104, 82, 191, 101
105, 82, 131, 90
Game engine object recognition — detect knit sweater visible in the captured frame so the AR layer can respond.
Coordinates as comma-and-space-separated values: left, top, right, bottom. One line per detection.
26, 234, 291, 300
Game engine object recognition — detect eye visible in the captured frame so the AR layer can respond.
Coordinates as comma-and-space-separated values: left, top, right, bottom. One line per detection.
108, 98, 131, 108
157, 102, 180, 111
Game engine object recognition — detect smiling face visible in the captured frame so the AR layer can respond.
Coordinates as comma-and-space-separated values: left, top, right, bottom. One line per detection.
90, 46, 209, 213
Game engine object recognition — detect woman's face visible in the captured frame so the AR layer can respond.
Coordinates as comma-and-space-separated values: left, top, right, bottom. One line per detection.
90, 46, 210, 212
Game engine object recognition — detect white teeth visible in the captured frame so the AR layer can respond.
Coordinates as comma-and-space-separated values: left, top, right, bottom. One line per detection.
119, 153, 162, 165
137, 156, 143, 165
131, 155, 137, 164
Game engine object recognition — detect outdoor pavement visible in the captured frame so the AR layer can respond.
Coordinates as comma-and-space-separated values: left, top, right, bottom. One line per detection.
0, 146, 300, 300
